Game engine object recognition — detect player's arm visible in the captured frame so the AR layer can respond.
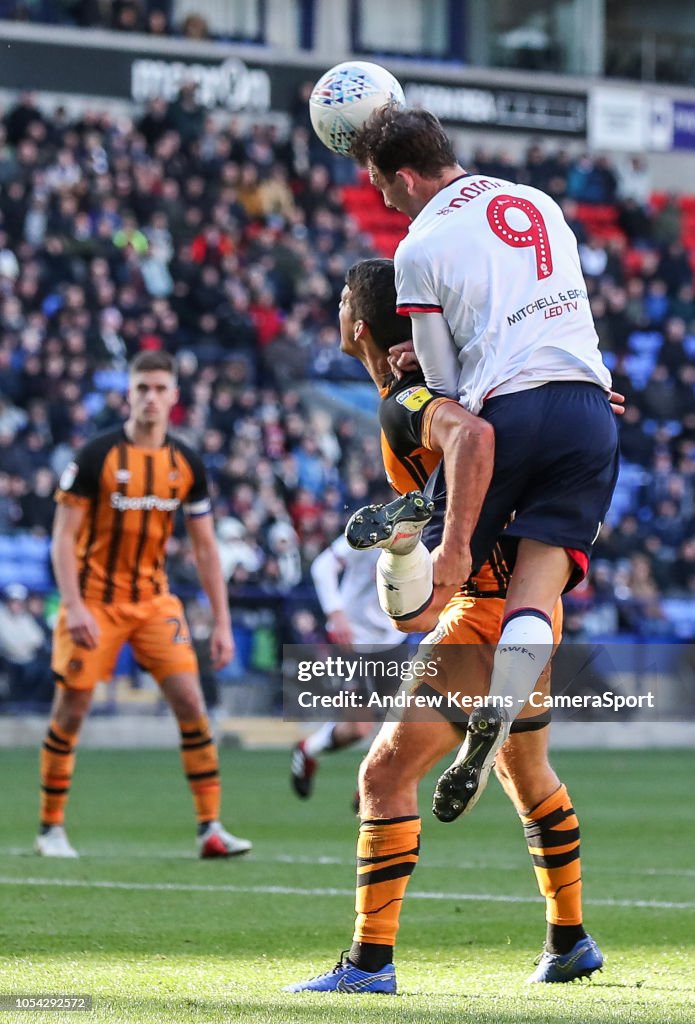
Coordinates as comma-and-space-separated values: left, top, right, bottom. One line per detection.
51, 503, 100, 649
409, 312, 460, 397
424, 398, 495, 588
395, 248, 459, 396
310, 541, 353, 646
185, 513, 235, 670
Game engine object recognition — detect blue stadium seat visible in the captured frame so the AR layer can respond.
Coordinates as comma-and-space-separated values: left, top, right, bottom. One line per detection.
627, 331, 663, 357
624, 353, 657, 389
606, 460, 651, 523
84, 392, 106, 416
661, 599, 695, 639
0, 535, 15, 557
93, 369, 129, 393
0, 532, 52, 592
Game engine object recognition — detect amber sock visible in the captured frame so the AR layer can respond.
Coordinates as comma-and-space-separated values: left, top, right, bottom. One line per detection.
179, 716, 221, 824
39, 721, 79, 827
521, 784, 584, 946
350, 815, 420, 970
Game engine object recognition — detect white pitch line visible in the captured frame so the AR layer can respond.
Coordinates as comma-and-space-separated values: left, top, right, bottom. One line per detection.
0, 876, 693, 911
3, 848, 695, 879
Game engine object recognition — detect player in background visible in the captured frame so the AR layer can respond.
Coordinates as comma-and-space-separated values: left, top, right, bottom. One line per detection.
290, 538, 410, 801
36, 351, 251, 860
287, 259, 613, 993
351, 108, 619, 818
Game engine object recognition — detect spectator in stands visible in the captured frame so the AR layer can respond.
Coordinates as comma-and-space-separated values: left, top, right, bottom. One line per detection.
216, 517, 264, 583
112, 0, 144, 32
616, 554, 668, 636
650, 193, 683, 247
181, 12, 209, 39
0, 583, 52, 705
19, 467, 56, 534
146, 6, 169, 35
616, 156, 652, 208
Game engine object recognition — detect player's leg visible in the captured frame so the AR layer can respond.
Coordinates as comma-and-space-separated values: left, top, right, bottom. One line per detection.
432, 544, 570, 822
36, 686, 92, 858
495, 726, 604, 982
132, 595, 251, 857
345, 490, 434, 556
291, 720, 373, 799
285, 714, 460, 993
37, 603, 123, 858
437, 385, 619, 820
346, 489, 440, 620
485, 539, 571, 709
479, 383, 619, 720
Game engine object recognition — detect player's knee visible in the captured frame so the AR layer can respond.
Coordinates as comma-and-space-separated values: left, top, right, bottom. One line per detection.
173, 695, 206, 722
495, 747, 558, 813
359, 741, 406, 799
54, 690, 90, 734
161, 674, 205, 721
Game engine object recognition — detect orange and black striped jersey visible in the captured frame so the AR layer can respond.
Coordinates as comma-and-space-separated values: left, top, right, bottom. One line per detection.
379, 373, 511, 596
55, 427, 211, 605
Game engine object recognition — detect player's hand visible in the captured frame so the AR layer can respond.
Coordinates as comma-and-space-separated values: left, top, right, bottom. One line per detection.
65, 601, 100, 649
609, 390, 625, 415
326, 609, 354, 647
210, 622, 234, 670
431, 543, 472, 590
388, 340, 419, 379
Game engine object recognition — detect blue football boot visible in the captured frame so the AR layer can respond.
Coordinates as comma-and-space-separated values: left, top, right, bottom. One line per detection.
528, 935, 604, 983
284, 952, 397, 993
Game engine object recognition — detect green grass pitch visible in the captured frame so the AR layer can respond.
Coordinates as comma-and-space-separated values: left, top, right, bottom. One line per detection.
2, 745, 694, 1023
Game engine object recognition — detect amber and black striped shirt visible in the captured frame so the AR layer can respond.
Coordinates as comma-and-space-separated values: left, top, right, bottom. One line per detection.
379, 372, 511, 596
55, 427, 211, 604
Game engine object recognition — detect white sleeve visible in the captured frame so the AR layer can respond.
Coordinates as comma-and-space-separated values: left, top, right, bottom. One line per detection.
310, 538, 347, 616
395, 243, 459, 397
410, 312, 460, 398
395, 242, 442, 314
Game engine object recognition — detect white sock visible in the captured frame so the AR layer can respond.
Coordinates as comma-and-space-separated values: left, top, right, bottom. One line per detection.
303, 722, 337, 757
488, 609, 554, 719
376, 541, 433, 619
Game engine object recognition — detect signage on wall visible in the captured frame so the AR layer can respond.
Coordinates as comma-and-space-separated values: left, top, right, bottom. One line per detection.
588, 87, 648, 151
590, 87, 695, 153
0, 28, 588, 136
404, 81, 587, 135
671, 100, 695, 150
130, 56, 271, 110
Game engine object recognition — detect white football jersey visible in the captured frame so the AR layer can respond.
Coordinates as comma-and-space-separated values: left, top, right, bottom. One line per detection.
395, 173, 612, 414
311, 535, 405, 649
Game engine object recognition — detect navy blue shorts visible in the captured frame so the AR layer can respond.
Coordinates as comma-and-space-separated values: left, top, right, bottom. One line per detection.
469, 382, 619, 591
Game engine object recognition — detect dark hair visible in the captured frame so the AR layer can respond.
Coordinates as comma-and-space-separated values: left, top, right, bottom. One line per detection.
351, 105, 457, 179
129, 350, 177, 377
346, 259, 412, 353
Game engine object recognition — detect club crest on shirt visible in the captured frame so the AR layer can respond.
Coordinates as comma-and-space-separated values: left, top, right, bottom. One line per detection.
395, 386, 432, 412
59, 461, 78, 491
115, 469, 131, 483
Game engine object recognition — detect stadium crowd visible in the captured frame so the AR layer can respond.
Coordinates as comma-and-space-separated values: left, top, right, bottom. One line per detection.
0, 86, 693, 708
1, 1, 216, 38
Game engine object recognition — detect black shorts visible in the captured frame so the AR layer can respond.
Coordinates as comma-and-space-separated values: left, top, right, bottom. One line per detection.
470, 382, 619, 591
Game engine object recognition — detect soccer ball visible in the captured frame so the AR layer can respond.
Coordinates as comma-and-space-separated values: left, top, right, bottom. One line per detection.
309, 61, 405, 157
